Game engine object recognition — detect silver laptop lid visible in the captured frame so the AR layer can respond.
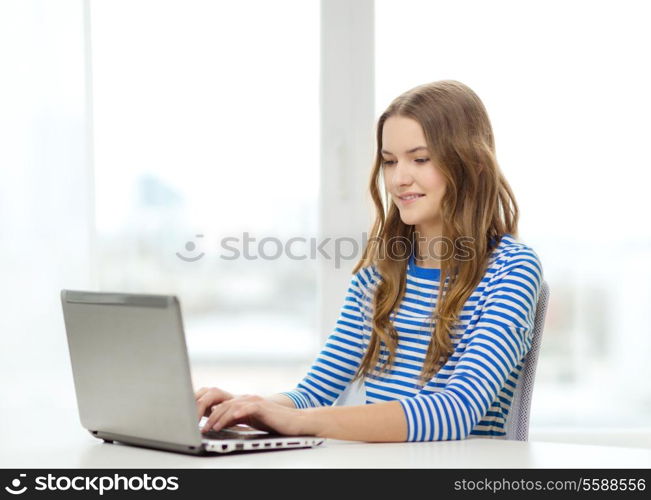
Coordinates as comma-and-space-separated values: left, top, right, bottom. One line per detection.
60, 290, 202, 449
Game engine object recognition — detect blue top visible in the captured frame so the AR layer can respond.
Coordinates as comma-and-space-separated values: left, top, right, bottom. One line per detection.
281, 233, 544, 441
407, 252, 442, 280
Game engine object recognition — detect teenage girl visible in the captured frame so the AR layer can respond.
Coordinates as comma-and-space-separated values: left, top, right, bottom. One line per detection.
195, 80, 543, 442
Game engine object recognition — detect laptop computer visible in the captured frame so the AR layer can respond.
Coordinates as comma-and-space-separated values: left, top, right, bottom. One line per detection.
60, 289, 326, 455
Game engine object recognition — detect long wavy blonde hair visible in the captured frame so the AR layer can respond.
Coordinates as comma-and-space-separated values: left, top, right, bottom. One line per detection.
351, 80, 519, 387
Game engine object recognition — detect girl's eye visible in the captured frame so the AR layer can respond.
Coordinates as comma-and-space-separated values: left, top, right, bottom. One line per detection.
382, 158, 429, 166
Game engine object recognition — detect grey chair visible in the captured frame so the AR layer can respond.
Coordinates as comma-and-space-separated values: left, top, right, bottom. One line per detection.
504, 279, 551, 441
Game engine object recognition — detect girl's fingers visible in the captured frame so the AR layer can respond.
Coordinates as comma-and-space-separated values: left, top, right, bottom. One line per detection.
197, 395, 220, 420
196, 397, 211, 420
201, 396, 263, 432
202, 401, 232, 432
194, 387, 210, 400
208, 403, 252, 432
196, 391, 227, 420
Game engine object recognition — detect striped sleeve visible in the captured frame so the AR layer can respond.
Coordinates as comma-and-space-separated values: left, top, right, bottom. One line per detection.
398, 248, 543, 441
279, 270, 368, 409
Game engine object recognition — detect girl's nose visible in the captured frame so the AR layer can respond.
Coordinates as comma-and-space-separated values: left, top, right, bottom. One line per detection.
392, 161, 414, 186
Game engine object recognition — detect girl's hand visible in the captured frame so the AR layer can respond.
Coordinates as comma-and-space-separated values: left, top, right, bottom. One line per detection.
201, 394, 308, 436
194, 386, 235, 421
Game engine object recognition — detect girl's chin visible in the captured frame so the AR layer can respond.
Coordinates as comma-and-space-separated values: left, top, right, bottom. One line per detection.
399, 215, 439, 228
399, 215, 423, 225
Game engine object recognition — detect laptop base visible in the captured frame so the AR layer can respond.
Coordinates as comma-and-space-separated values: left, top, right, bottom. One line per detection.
89, 430, 326, 456
89, 430, 209, 456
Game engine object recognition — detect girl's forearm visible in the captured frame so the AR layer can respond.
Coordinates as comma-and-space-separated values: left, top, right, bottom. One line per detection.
300, 400, 407, 442
264, 393, 297, 408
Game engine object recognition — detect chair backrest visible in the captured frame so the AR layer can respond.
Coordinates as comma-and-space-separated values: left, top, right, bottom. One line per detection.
503, 279, 551, 441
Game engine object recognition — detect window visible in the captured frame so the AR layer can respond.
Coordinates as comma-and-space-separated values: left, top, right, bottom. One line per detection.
90, 0, 320, 369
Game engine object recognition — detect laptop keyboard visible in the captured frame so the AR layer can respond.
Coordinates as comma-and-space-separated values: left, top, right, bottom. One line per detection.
201, 428, 281, 441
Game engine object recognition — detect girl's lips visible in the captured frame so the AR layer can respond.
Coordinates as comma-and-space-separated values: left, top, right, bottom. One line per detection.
398, 194, 425, 205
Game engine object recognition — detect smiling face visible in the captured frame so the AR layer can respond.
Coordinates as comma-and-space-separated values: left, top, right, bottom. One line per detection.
381, 115, 447, 240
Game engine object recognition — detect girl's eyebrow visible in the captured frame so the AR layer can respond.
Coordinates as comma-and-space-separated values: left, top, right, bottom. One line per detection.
381, 146, 428, 155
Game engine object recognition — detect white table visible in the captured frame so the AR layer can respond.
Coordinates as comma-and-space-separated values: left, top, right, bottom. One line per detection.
2, 408, 651, 468
4, 432, 651, 469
